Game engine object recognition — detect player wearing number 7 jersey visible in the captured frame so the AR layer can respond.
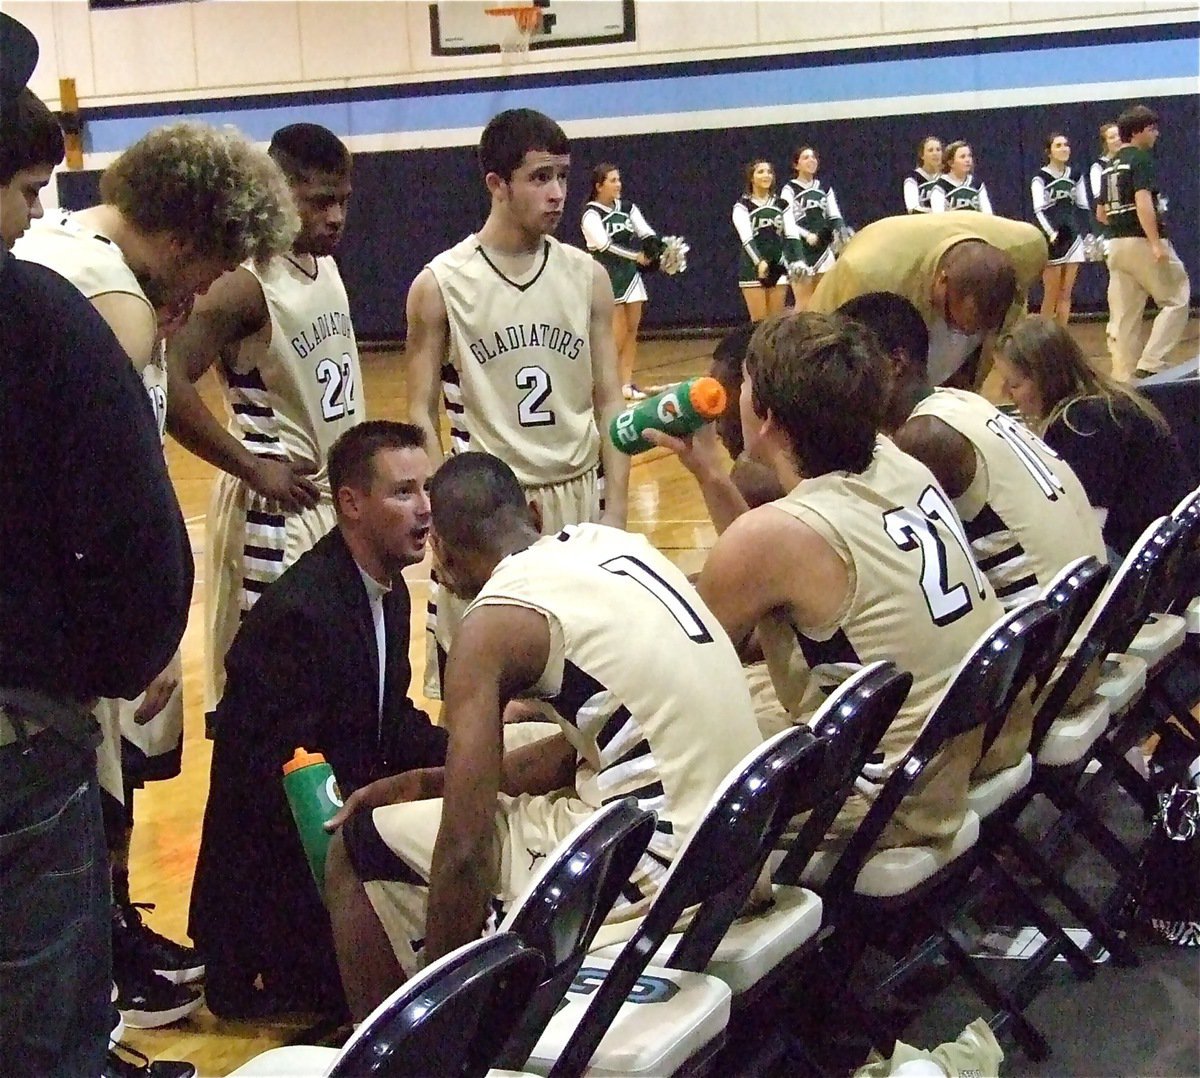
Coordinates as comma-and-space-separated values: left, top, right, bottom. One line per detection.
406, 109, 628, 699
165, 124, 361, 709
654, 311, 1003, 849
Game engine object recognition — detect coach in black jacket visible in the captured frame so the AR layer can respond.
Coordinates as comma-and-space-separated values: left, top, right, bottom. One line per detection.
188, 421, 447, 1018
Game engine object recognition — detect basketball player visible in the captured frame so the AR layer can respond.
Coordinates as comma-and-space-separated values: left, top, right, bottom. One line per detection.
322, 452, 761, 1016
406, 108, 628, 699
650, 312, 1004, 846
840, 292, 1106, 774
164, 124, 359, 709
13, 120, 297, 1028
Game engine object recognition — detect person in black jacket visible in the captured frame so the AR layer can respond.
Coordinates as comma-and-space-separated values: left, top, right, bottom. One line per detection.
188, 421, 448, 1018
0, 14, 192, 1074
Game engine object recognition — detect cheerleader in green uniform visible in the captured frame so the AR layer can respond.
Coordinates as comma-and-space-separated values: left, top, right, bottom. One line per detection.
1032, 132, 1090, 324
732, 158, 792, 322
583, 163, 657, 399
903, 135, 944, 213
1090, 122, 1122, 348
933, 141, 993, 214
780, 144, 847, 310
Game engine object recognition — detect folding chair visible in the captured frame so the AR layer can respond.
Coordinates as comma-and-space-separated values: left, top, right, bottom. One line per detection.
228, 933, 545, 1077
795, 603, 1057, 1062
516, 726, 827, 1078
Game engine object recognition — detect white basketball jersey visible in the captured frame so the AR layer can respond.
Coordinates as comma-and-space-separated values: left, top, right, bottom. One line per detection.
467, 524, 761, 860
430, 234, 599, 487
14, 211, 167, 441
220, 255, 362, 496
909, 388, 1105, 607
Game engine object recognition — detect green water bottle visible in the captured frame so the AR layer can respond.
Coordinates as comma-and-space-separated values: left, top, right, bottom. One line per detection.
282, 747, 343, 893
609, 376, 727, 455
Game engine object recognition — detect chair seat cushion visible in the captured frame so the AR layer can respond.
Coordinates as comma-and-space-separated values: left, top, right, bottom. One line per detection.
968, 754, 1033, 818
520, 957, 730, 1077
1094, 653, 1147, 714
1125, 613, 1187, 669
589, 884, 821, 996
1186, 595, 1200, 636
801, 811, 981, 898
226, 1045, 338, 1077
1037, 695, 1112, 767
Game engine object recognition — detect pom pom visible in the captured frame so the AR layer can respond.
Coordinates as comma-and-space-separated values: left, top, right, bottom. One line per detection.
787, 260, 811, 282
657, 235, 689, 276
831, 225, 855, 256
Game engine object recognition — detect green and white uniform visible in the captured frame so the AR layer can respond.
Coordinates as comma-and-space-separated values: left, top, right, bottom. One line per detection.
904, 168, 942, 214
933, 174, 993, 214
780, 178, 843, 273
581, 199, 655, 304
732, 194, 793, 288
1031, 165, 1089, 265
1089, 155, 1114, 242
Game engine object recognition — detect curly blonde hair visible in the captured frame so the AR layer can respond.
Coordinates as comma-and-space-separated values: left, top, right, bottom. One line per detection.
100, 122, 298, 265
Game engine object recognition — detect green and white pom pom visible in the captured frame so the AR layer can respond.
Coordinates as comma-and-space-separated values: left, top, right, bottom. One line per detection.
658, 235, 690, 275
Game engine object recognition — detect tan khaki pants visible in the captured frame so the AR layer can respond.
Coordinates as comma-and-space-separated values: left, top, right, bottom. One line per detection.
1107, 237, 1190, 379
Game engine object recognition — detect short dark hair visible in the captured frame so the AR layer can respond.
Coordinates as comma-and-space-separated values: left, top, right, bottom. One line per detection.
329, 420, 425, 503
744, 311, 889, 477
590, 161, 618, 199
0, 87, 64, 184
268, 123, 351, 182
429, 452, 528, 552
838, 292, 929, 371
709, 322, 757, 459
478, 109, 568, 181
1117, 105, 1159, 143
941, 241, 1018, 331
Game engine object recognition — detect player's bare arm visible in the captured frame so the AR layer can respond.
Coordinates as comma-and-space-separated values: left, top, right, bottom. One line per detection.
424, 602, 552, 963
405, 268, 450, 470
645, 422, 750, 535
165, 267, 320, 511
589, 261, 629, 527
697, 507, 850, 651
892, 414, 977, 499
89, 291, 158, 372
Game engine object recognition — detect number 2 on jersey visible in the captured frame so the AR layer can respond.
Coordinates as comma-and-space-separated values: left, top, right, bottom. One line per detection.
601, 555, 713, 644
516, 365, 556, 427
883, 485, 987, 626
317, 352, 357, 421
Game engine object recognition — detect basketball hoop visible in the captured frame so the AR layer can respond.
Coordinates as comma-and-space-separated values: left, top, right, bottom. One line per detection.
485, 4, 542, 56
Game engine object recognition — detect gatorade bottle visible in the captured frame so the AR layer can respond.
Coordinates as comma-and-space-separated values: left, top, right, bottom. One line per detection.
282, 748, 344, 893
609, 376, 727, 455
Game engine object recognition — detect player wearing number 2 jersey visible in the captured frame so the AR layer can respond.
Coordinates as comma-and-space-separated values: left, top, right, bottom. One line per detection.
656, 311, 1003, 848
407, 109, 627, 698
165, 124, 361, 708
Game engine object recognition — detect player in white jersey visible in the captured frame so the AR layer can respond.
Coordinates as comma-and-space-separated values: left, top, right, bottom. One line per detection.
165, 124, 359, 710
322, 452, 760, 1017
650, 312, 1005, 848
407, 109, 628, 700
12, 120, 297, 1026
841, 291, 1105, 773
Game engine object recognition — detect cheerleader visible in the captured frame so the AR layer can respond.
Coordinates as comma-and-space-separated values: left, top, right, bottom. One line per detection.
779, 145, 848, 310
934, 141, 993, 213
582, 163, 659, 399
1031, 132, 1090, 324
1090, 122, 1122, 347
732, 158, 791, 322
903, 135, 944, 213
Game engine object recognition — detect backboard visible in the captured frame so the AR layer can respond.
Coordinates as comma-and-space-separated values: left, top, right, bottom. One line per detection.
430, 0, 635, 56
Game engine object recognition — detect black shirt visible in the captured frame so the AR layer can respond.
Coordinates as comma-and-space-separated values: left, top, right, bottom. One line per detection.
0, 247, 192, 701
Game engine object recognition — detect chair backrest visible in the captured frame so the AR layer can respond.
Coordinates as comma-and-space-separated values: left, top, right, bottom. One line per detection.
979, 600, 1060, 757
328, 932, 544, 1078
1108, 515, 1185, 650
1030, 517, 1175, 749
1035, 556, 1111, 696
821, 601, 1043, 898
773, 661, 914, 885
1170, 485, 1200, 610
495, 798, 657, 1067
548, 726, 827, 1078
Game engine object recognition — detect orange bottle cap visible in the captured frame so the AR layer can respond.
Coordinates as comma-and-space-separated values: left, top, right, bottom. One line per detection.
282, 747, 326, 775
688, 376, 727, 419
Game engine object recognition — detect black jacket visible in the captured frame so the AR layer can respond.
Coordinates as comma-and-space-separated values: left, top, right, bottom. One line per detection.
188, 528, 446, 1004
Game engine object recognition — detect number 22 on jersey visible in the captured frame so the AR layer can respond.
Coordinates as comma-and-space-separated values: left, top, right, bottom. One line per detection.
317, 352, 357, 421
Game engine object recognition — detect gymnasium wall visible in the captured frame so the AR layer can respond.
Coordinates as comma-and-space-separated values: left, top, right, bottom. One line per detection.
8, 0, 1198, 338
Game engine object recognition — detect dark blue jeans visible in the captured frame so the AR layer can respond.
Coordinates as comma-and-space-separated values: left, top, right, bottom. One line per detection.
0, 730, 111, 1077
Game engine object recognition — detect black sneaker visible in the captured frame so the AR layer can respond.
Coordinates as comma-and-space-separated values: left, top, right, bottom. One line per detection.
115, 901, 205, 985
105, 1041, 197, 1078
114, 965, 204, 1029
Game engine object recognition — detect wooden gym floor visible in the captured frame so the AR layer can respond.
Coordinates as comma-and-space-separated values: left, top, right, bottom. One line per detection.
123, 321, 1195, 1075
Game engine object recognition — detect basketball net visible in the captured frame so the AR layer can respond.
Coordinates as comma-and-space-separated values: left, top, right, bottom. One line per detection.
485, 5, 541, 57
